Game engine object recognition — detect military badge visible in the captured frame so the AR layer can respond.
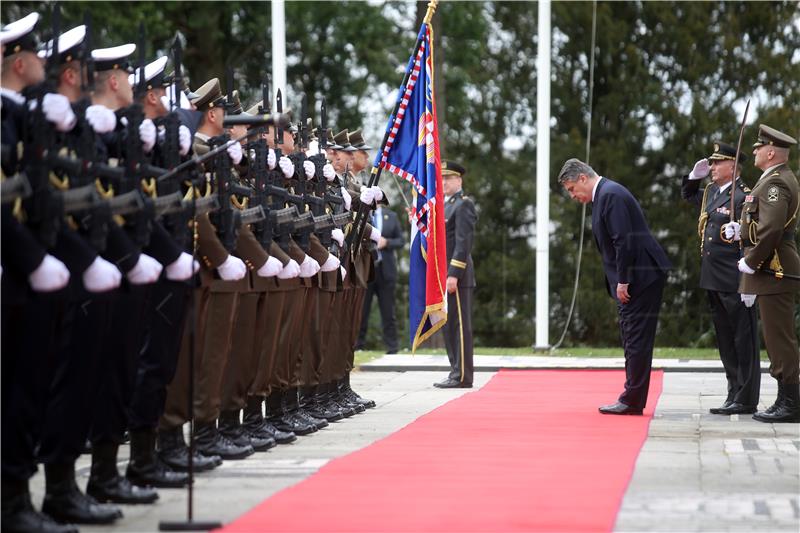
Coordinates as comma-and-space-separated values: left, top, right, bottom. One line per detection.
745, 195, 754, 203
767, 186, 779, 202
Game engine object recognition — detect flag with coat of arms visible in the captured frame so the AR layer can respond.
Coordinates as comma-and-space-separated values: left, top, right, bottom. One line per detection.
374, 21, 447, 352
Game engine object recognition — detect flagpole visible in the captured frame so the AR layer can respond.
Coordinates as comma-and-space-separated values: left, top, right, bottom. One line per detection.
347, 0, 439, 257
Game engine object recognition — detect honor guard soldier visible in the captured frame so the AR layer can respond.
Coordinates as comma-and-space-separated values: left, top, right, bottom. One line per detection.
433, 161, 477, 389
683, 142, 760, 414
1, 14, 81, 533
727, 124, 800, 423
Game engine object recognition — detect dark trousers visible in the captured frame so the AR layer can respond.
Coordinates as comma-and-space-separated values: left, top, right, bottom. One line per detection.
129, 279, 191, 431
357, 269, 399, 353
758, 291, 800, 385
707, 290, 760, 405
444, 286, 474, 385
616, 277, 665, 410
38, 286, 116, 465
90, 283, 151, 445
1, 289, 68, 481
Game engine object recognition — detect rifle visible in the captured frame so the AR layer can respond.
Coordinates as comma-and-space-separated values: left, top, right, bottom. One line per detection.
115, 22, 165, 247
208, 133, 254, 252
1, 174, 32, 204
20, 3, 66, 248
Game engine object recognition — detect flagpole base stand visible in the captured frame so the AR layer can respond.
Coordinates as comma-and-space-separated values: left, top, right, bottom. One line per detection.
533, 345, 551, 353
159, 520, 223, 531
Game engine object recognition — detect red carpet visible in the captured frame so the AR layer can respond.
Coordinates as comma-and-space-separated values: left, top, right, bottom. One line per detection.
220, 370, 663, 532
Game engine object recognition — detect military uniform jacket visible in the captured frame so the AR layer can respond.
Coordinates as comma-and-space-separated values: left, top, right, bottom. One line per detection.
739, 163, 800, 295
682, 175, 748, 292
445, 190, 476, 287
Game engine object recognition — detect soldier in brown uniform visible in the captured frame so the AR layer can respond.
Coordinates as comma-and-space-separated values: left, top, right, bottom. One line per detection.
159, 78, 258, 465
728, 124, 800, 423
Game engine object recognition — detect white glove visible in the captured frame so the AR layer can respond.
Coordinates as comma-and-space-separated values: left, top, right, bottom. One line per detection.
740, 294, 757, 308
341, 187, 352, 210
331, 228, 345, 247
85, 104, 117, 134
371, 185, 384, 202
369, 225, 381, 243
28, 254, 70, 292
267, 148, 277, 170
82, 256, 122, 293
217, 254, 247, 281
165, 252, 198, 281
320, 253, 340, 272
689, 158, 709, 180
178, 125, 192, 156
723, 221, 741, 241
139, 119, 157, 152
127, 253, 163, 285
226, 140, 243, 165
340, 265, 347, 280
277, 259, 301, 279
323, 163, 336, 182
299, 255, 321, 278
360, 186, 375, 205
303, 160, 316, 179
257, 255, 283, 278
41, 93, 77, 132
279, 156, 295, 178
737, 257, 756, 275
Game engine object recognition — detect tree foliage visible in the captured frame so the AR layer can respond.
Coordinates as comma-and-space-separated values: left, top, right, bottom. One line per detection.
3, 1, 798, 348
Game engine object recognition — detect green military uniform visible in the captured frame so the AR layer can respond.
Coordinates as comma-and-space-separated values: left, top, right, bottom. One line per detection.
739, 124, 800, 423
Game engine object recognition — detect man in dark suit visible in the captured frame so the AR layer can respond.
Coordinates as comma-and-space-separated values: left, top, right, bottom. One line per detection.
434, 161, 477, 389
681, 142, 760, 415
357, 205, 405, 353
559, 158, 671, 414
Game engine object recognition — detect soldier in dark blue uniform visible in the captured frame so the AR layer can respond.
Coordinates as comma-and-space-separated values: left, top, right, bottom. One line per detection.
682, 142, 760, 414
434, 160, 477, 389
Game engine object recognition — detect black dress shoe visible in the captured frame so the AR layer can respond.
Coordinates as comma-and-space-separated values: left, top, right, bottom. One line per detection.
714, 402, 757, 415
87, 475, 159, 505
433, 378, 471, 389
598, 402, 643, 415
709, 399, 734, 414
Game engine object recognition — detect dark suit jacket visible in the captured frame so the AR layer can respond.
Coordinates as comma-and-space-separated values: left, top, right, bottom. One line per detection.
373, 208, 404, 282
445, 190, 477, 288
591, 178, 670, 300
681, 175, 747, 293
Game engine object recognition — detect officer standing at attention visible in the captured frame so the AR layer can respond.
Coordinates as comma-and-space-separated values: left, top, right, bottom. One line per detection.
727, 124, 800, 423
434, 161, 477, 389
682, 142, 760, 414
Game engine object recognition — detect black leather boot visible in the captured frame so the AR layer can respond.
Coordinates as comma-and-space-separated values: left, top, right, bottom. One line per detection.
267, 389, 316, 436
320, 382, 356, 418
2, 479, 77, 533
42, 462, 123, 524
126, 428, 189, 488
343, 373, 376, 409
763, 382, 786, 415
296, 387, 330, 428
754, 383, 800, 423
302, 385, 344, 422
254, 395, 297, 444
194, 421, 254, 459
87, 441, 159, 504
334, 378, 366, 413
220, 409, 275, 452
157, 426, 221, 472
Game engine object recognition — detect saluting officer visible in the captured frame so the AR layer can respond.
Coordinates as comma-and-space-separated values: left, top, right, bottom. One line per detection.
682, 142, 760, 414
434, 160, 477, 389
728, 124, 800, 423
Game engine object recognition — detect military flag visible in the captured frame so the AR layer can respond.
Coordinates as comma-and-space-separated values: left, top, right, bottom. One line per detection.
375, 21, 447, 352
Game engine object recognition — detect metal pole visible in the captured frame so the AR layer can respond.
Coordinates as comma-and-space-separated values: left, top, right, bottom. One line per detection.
535, 0, 551, 350
271, 0, 287, 108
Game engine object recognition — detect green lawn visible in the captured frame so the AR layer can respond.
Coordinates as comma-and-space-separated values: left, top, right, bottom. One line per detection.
354, 347, 769, 366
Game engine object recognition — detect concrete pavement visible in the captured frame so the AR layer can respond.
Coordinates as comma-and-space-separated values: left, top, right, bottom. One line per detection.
27, 365, 798, 532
